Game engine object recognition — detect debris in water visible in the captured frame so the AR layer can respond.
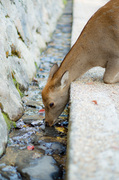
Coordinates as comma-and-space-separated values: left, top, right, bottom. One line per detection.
27, 145, 35, 150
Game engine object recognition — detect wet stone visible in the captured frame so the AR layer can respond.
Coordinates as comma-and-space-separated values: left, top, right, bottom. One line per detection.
25, 100, 41, 109
0, 165, 22, 180
8, 130, 38, 147
22, 108, 40, 116
22, 114, 44, 125
21, 156, 62, 180
56, 120, 69, 127
0, 0, 72, 179
39, 124, 46, 131
36, 141, 66, 156
31, 120, 44, 127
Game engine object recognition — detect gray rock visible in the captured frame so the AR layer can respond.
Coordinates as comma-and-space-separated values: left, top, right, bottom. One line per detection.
22, 155, 60, 180
37, 141, 66, 155
0, 56, 24, 121
0, 0, 64, 157
0, 0, 64, 121
0, 110, 8, 157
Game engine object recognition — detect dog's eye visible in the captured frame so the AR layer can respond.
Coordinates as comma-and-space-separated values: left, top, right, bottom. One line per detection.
49, 102, 54, 108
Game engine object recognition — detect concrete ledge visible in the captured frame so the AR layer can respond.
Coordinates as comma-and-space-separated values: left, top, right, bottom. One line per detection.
71, 0, 109, 45
67, 0, 119, 179
67, 68, 119, 180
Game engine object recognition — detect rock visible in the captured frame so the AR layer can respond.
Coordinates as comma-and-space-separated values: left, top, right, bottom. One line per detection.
0, 110, 8, 157
23, 114, 44, 124
0, 149, 63, 179
0, 165, 22, 180
0, 0, 64, 160
31, 120, 44, 127
25, 100, 41, 108
8, 56, 29, 91
0, 0, 64, 122
40, 124, 46, 131
21, 155, 61, 180
37, 141, 66, 155
0, 72, 23, 121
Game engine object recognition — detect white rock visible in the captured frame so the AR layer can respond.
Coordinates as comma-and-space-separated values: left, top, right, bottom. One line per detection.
0, 0, 64, 155
0, 110, 8, 157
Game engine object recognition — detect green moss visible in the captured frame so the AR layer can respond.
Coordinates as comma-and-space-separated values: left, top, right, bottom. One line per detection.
0, 102, 3, 109
34, 61, 39, 70
2, 112, 16, 132
16, 83, 24, 98
12, 72, 24, 98
63, 0, 67, 5
5, 14, 10, 18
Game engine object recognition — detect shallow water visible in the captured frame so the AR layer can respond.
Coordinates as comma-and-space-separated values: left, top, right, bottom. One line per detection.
0, 0, 72, 179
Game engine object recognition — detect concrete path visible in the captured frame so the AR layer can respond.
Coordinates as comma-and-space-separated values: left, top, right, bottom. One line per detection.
67, 0, 119, 180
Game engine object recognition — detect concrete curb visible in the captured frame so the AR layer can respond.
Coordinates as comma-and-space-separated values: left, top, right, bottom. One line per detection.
67, 0, 119, 179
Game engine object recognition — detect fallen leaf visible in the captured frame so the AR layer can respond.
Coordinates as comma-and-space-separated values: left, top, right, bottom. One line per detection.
27, 145, 34, 150
23, 125, 27, 128
6, 51, 9, 58
92, 100, 98, 105
39, 109, 45, 113
55, 126, 67, 134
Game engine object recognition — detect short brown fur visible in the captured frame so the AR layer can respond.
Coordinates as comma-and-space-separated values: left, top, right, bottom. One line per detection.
42, 0, 119, 126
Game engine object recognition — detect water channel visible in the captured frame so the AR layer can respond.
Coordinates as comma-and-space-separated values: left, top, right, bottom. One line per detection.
0, 0, 72, 179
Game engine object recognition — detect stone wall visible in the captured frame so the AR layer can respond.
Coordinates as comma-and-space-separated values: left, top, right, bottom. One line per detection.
0, 0, 64, 157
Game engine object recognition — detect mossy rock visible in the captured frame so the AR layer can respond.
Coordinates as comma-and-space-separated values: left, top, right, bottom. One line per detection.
2, 112, 16, 132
